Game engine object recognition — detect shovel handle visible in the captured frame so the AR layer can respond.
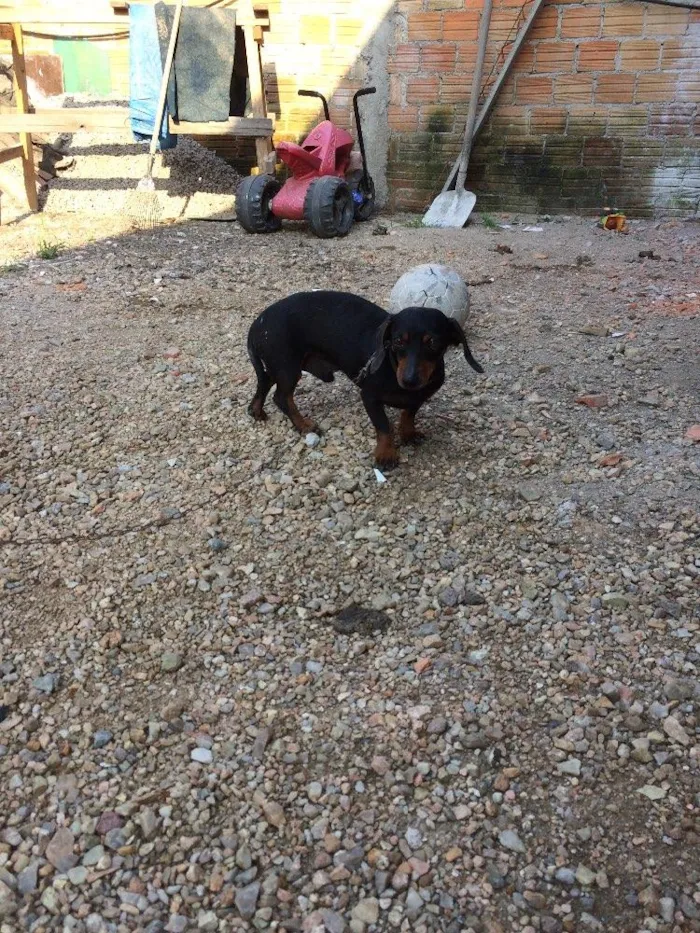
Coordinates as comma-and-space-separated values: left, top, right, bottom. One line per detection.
455, 0, 493, 190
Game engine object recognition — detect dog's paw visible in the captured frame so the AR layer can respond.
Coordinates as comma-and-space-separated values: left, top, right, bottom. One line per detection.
248, 404, 268, 422
401, 430, 426, 446
375, 454, 399, 472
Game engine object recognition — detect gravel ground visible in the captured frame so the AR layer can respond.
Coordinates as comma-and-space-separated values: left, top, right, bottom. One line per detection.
1, 212, 699, 933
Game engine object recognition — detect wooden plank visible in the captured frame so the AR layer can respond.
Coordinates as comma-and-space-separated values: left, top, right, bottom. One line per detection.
0, 108, 131, 132
441, 0, 546, 193
11, 24, 38, 211
0, 10, 269, 26
240, 1, 272, 172
0, 143, 22, 164
169, 116, 273, 137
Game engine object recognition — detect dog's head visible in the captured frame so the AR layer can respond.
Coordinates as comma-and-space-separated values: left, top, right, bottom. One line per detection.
371, 307, 484, 390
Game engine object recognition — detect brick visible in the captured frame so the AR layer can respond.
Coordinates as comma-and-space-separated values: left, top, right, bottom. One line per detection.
388, 104, 420, 132
635, 73, 679, 103
421, 44, 457, 71
605, 109, 649, 136
620, 39, 661, 71
388, 44, 421, 74
535, 41, 576, 72
488, 11, 521, 42
515, 75, 553, 104
644, 7, 690, 36
407, 12, 443, 41
554, 73, 594, 103
406, 75, 440, 103
595, 73, 634, 103
661, 39, 700, 70
440, 74, 475, 104
512, 44, 536, 72
454, 42, 478, 72
602, 5, 644, 38
443, 11, 479, 40
566, 106, 608, 136
488, 105, 529, 133
676, 74, 700, 102
530, 6, 559, 41
530, 107, 567, 134
334, 18, 364, 46
582, 137, 623, 167
543, 137, 585, 163
561, 7, 602, 39
418, 107, 457, 132
649, 104, 696, 137
577, 39, 618, 71
300, 15, 330, 44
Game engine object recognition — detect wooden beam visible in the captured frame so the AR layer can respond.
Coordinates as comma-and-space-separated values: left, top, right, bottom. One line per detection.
0, 9, 269, 26
169, 116, 274, 137
10, 24, 38, 212
441, 0, 546, 193
0, 108, 131, 132
0, 143, 22, 164
240, 1, 273, 172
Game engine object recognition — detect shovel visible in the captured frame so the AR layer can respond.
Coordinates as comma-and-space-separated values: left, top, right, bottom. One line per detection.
423, 0, 493, 228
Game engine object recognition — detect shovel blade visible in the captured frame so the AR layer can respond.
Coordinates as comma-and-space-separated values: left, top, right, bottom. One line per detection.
422, 189, 477, 228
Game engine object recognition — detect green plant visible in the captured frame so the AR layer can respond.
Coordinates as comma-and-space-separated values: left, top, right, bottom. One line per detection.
36, 238, 64, 260
480, 213, 499, 230
404, 216, 424, 228
0, 262, 23, 276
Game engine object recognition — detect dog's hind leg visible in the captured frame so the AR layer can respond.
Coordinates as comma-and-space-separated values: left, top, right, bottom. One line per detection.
273, 370, 319, 434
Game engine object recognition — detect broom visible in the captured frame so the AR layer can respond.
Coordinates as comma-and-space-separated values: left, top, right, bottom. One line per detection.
130, 0, 183, 228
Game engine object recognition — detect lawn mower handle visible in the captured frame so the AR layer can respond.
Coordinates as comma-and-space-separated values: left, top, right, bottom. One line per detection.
298, 89, 330, 121
353, 87, 376, 187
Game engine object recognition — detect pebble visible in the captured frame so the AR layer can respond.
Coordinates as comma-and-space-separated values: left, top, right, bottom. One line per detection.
191, 747, 213, 764
557, 758, 581, 776
161, 651, 184, 672
45, 827, 77, 873
499, 829, 526, 853
235, 881, 260, 920
93, 729, 113, 748
663, 715, 690, 746
352, 898, 379, 924
32, 673, 59, 694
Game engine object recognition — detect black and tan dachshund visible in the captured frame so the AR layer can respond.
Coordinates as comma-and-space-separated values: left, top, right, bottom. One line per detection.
247, 290, 483, 470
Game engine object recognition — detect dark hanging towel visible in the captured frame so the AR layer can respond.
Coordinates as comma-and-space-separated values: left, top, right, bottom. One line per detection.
154, 3, 237, 124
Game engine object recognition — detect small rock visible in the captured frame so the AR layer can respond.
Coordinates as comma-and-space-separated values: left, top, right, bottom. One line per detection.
601, 592, 629, 610
685, 424, 700, 442
663, 715, 690, 746
352, 898, 379, 925
161, 652, 183, 673
639, 391, 660, 407
555, 868, 576, 886
305, 432, 321, 448
68, 865, 88, 885
575, 394, 609, 409
93, 729, 113, 748
580, 323, 610, 337
17, 862, 38, 895
138, 808, 158, 840
308, 781, 323, 801
659, 897, 675, 923
262, 799, 286, 827
235, 882, 260, 920
499, 829, 525, 854
427, 716, 448, 735
637, 784, 667, 801
197, 910, 219, 931
576, 865, 596, 886
191, 747, 213, 764
32, 673, 59, 694
45, 827, 77, 873
405, 827, 422, 849
557, 758, 581, 776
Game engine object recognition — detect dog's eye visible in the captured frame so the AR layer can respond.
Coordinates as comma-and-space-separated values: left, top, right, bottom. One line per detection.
425, 336, 439, 351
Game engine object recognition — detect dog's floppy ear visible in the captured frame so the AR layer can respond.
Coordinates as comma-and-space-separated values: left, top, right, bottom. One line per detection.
369, 317, 392, 374
448, 318, 484, 374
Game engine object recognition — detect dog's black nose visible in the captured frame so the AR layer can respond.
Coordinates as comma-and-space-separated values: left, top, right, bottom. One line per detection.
401, 374, 420, 389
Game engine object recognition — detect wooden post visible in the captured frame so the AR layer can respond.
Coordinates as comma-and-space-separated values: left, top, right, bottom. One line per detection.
241, 2, 273, 173
10, 23, 38, 211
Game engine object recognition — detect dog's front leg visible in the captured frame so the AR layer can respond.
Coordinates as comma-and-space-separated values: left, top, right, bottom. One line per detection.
362, 392, 399, 470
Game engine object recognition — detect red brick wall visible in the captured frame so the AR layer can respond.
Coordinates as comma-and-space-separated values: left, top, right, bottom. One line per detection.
387, 0, 700, 215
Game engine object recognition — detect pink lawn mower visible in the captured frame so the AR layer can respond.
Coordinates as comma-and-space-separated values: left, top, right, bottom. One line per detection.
236, 86, 377, 239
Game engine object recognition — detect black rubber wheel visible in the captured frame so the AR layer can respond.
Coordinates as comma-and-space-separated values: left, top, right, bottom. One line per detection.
236, 174, 282, 234
347, 169, 376, 222
303, 176, 354, 238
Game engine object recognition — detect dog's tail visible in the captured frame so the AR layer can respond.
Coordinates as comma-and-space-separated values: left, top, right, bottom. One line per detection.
247, 330, 270, 385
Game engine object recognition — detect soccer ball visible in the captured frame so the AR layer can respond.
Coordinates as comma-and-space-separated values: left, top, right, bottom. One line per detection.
388, 264, 469, 327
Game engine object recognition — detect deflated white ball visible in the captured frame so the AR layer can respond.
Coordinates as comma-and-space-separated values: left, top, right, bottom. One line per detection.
388, 264, 469, 327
